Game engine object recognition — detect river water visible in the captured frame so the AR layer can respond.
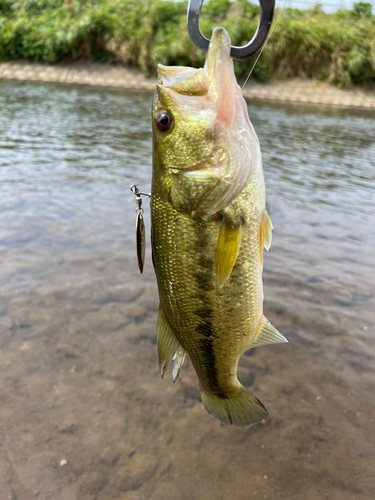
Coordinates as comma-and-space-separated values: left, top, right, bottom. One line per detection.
0, 80, 374, 500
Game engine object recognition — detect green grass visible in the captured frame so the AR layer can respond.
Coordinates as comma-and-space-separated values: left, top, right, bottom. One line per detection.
0, 0, 374, 88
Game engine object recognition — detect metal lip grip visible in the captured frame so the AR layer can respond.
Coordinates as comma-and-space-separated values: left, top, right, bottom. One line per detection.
187, 0, 275, 60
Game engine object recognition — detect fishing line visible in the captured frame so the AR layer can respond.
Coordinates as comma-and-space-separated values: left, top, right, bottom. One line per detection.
241, 0, 288, 90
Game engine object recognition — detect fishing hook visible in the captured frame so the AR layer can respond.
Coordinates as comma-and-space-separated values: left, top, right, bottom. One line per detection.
187, 0, 275, 60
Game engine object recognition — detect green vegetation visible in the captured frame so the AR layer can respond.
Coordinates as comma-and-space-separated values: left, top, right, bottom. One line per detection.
0, 0, 374, 87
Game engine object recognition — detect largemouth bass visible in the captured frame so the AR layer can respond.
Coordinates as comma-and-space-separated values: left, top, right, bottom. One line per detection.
151, 27, 287, 427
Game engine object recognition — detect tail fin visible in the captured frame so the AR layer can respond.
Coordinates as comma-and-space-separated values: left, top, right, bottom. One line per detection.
200, 385, 267, 427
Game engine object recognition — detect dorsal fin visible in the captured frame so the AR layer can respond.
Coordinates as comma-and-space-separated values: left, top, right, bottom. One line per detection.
251, 316, 288, 348
157, 307, 185, 382
215, 216, 242, 287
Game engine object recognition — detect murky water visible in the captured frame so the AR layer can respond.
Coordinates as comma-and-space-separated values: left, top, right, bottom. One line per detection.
0, 80, 374, 500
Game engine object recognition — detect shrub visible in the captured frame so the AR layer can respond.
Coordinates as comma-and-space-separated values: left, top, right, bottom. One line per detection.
0, 0, 374, 88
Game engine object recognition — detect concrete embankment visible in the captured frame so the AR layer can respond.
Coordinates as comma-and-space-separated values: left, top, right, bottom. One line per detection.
1, 61, 375, 109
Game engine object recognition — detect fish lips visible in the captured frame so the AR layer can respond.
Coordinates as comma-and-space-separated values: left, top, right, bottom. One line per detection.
155, 27, 239, 127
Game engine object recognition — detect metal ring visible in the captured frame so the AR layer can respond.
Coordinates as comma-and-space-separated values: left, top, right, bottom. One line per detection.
187, 0, 275, 60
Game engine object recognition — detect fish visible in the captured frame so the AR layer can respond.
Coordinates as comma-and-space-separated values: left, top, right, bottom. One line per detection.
151, 27, 287, 427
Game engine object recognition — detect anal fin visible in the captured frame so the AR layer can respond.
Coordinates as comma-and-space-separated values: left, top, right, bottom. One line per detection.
215, 216, 242, 287
251, 316, 288, 348
157, 306, 185, 382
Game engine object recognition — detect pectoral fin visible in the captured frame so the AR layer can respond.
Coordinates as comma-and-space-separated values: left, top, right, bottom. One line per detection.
215, 216, 242, 287
263, 211, 273, 251
157, 306, 185, 382
251, 316, 288, 348
259, 211, 273, 269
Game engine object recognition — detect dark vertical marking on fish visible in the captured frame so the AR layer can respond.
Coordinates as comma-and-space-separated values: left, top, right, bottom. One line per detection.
192, 221, 223, 395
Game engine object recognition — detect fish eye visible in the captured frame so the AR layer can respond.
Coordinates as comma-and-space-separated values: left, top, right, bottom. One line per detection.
155, 110, 173, 132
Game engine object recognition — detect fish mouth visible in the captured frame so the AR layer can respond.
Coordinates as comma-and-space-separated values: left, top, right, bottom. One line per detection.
156, 27, 233, 102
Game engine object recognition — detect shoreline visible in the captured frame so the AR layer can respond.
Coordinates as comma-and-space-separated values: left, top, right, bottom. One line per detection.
1, 60, 375, 109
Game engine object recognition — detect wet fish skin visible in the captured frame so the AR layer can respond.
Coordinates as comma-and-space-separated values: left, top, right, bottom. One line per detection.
151, 27, 286, 427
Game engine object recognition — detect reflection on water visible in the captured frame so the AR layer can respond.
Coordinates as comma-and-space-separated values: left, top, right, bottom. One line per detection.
0, 80, 374, 499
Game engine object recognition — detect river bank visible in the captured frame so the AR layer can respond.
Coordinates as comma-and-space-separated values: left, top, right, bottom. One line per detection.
1, 61, 375, 109
1, 0, 374, 90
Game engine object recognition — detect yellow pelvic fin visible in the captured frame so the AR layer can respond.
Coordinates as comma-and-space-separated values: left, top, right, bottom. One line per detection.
201, 385, 267, 427
264, 210, 273, 251
251, 316, 288, 348
157, 306, 186, 383
215, 216, 242, 287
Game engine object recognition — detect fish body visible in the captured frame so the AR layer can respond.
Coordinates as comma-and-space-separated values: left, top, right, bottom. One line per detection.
151, 28, 286, 427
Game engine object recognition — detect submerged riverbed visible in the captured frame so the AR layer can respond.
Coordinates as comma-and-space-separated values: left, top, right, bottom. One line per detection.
0, 80, 374, 500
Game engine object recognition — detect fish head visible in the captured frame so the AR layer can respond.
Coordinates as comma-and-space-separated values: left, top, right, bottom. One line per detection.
152, 27, 261, 219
